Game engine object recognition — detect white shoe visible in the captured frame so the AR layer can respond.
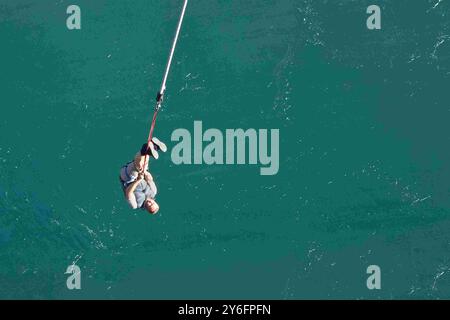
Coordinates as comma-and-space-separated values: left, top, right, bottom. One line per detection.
152, 137, 167, 153
147, 142, 159, 160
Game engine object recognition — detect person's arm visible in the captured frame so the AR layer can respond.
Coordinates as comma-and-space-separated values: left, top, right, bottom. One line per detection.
144, 171, 157, 195
125, 175, 143, 209
144, 171, 153, 183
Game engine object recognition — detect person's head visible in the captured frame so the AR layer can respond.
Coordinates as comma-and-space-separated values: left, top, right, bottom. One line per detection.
143, 198, 159, 215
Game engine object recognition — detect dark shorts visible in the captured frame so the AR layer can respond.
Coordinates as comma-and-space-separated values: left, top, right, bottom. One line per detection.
119, 177, 132, 193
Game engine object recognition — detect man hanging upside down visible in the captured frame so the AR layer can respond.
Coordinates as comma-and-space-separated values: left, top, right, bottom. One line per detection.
120, 137, 167, 214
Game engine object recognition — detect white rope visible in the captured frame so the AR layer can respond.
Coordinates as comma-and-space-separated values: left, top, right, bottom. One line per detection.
159, 0, 189, 99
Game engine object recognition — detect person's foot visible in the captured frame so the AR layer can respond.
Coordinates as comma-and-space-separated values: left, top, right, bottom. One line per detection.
140, 142, 159, 160
147, 142, 159, 160
152, 137, 167, 153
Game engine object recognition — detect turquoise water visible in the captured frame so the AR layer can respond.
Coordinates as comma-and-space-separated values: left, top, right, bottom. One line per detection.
0, 0, 449, 299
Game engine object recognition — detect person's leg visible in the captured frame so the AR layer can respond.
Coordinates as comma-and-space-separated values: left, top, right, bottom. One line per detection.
140, 142, 159, 160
